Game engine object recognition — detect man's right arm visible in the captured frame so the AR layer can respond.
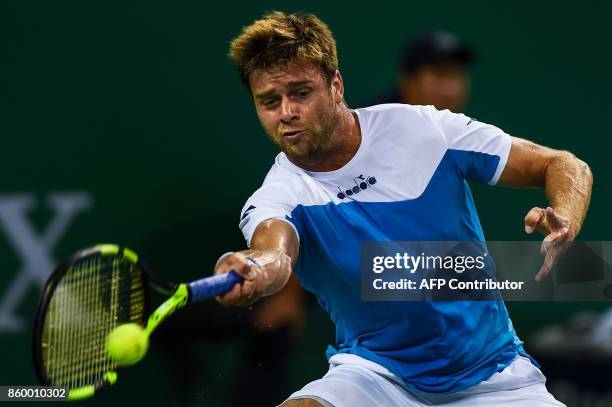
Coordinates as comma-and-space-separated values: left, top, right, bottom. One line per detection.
214, 218, 299, 306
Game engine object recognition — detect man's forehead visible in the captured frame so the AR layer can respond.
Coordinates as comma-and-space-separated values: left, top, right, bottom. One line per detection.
250, 60, 325, 94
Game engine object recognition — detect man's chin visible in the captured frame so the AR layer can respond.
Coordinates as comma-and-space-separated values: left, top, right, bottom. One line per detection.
284, 150, 310, 161
282, 142, 312, 158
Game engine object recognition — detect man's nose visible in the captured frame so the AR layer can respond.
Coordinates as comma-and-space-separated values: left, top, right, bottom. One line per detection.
280, 97, 298, 123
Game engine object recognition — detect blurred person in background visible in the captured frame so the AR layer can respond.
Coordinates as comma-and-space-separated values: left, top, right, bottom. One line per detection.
363, 30, 475, 113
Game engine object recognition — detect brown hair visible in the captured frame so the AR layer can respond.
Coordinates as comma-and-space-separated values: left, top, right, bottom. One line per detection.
229, 11, 339, 87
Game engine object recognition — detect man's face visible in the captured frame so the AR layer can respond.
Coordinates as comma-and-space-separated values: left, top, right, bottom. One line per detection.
401, 63, 470, 112
249, 59, 342, 159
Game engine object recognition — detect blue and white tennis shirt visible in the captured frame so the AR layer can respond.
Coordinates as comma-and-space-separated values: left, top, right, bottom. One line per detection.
239, 104, 533, 394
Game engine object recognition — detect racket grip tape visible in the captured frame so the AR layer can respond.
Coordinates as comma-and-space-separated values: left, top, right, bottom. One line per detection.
188, 271, 244, 302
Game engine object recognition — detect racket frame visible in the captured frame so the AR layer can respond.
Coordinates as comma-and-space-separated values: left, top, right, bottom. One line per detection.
32, 243, 241, 401
32, 244, 154, 401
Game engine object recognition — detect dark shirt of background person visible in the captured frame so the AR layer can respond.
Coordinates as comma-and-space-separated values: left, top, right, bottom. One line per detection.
361, 31, 476, 113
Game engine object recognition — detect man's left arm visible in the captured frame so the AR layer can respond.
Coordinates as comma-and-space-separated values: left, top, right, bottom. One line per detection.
498, 136, 593, 281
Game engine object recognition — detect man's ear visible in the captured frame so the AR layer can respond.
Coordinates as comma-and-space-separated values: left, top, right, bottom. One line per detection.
331, 70, 344, 104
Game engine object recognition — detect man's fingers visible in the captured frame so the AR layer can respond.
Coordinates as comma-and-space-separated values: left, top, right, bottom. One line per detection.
535, 239, 573, 282
236, 281, 258, 306
536, 244, 556, 282
545, 206, 565, 230
226, 254, 252, 277
216, 282, 242, 306
524, 207, 545, 234
216, 252, 259, 281
535, 261, 551, 282
216, 280, 259, 306
540, 233, 555, 255
531, 208, 574, 282
239, 255, 262, 280
214, 251, 234, 269
214, 252, 265, 306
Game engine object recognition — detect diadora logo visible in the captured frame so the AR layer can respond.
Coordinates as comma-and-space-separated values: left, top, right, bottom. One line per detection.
336, 175, 378, 199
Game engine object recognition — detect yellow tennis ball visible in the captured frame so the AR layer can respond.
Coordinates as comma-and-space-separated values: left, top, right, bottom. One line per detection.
106, 323, 148, 366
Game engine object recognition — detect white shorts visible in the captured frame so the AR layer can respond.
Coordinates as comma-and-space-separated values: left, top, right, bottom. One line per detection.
283, 354, 565, 406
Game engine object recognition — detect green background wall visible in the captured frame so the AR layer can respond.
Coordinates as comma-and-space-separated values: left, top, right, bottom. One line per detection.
1, 1, 610, 405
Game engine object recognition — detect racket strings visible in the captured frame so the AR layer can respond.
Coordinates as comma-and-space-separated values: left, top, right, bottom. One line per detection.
49, 256, 111, 387
50, 258, 113, 386
66, 257, 140, 387
42, 253, 146, 389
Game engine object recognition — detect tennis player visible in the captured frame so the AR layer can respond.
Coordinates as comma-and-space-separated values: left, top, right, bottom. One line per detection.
215, 11, 592, 406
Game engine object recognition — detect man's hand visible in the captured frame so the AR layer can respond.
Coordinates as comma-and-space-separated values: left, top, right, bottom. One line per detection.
214, 249, 292, 306
214, 252, 267, 306
500, 137, 592, 282
214, 218, 298, 307
524, 206, 575, 281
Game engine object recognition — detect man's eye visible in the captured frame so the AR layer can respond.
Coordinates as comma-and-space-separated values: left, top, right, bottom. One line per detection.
263, 99, 278, 106
296, 90, 310, 98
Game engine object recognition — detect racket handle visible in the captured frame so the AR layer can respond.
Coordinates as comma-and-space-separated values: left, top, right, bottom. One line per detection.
188, 271, 244, 302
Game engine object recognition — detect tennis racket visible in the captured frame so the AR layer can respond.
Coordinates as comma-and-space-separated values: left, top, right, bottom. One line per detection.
32, 243, 243, 401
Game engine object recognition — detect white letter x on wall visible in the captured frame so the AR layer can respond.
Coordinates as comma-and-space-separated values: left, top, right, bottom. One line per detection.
0, 193, 92, 332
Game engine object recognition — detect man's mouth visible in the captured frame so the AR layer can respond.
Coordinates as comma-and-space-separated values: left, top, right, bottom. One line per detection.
283, 130, 306, 141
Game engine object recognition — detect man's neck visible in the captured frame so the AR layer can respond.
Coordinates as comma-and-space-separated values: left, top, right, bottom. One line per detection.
288, 106, 361, 172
